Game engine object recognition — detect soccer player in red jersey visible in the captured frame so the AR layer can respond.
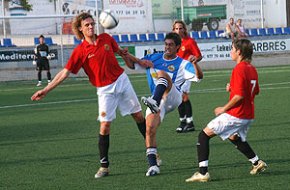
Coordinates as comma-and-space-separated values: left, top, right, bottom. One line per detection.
185, 39, 267, 182
172, 20, 203, 133
31, 13, 147, 179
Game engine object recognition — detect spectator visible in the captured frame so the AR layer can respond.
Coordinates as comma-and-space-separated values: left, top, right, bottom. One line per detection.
236, 19, 248, 39
225, 18, 238, 41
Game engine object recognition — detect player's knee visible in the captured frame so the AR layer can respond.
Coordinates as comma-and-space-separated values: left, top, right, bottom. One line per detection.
198, 130, 210, 142
157, 71, 172, 84
156, 70, 168, 78
229, 134, 239, 141
131, 111, 144, 123
182, 93, 189, 101
229, 135, 241, 147
100, 122, 111, 135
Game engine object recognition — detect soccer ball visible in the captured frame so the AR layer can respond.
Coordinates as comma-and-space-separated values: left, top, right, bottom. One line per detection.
99, 9, 119, 29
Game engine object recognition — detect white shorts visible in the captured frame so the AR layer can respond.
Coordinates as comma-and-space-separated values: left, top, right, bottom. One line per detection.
207, 113, 253, 142
146, 85, 182, 121
181, 80, 192, 93
180, 77, 200, 94
97, 72, 142, 122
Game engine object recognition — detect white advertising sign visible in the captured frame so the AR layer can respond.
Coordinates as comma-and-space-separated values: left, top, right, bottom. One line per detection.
200, 39, 288, 61
135, 38, 290, 62
60, 0, 101, 17
103, 0, 154, 34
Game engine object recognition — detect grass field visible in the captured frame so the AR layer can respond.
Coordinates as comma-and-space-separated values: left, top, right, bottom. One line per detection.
1, 65, 290, 190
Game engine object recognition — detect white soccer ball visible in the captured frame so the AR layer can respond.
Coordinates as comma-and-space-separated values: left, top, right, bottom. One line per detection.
99, 9, 119, 29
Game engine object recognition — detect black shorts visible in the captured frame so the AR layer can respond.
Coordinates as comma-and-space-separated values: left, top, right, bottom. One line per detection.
37, 60, 50, 70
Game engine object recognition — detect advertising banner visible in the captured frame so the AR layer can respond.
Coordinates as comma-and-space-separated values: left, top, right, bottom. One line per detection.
135, 38, 290, 62
0, 49, 58, 62
103, 0, 154, 33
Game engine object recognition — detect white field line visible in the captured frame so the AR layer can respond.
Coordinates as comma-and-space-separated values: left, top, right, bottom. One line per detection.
1, 83, 290, 109
1, 67, 290, 92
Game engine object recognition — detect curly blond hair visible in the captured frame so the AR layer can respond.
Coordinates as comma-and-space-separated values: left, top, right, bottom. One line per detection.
72, 12, 94, 40
172, 20, 188, 37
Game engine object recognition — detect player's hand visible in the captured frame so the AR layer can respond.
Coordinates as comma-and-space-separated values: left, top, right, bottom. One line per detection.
32, 60, 37, 65
31, 89, 47, 101
214, 107, 225, 116
188, 55, 197, 63
139, 60, 153, 68
226, 83, 231, 92
118, 47, 128, 56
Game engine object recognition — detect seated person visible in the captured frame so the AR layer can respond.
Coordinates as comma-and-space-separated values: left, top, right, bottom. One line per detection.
236, 19, 248, 38
225, 18, 238, 40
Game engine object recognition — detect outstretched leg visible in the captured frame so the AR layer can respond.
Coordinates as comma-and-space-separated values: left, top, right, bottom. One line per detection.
229, 135, 267, 174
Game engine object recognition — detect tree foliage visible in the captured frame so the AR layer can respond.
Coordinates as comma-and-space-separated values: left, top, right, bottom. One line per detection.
4, 0, 33, 11
19, 0, 33, 11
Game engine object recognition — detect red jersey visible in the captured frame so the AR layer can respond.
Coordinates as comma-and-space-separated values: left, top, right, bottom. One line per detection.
227, 61, 259, 119
65, 33, 124, 87
177, 36, 202, 60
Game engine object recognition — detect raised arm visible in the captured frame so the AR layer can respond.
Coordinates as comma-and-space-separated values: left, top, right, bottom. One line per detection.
121, 52, 153, 69
188, 54, 202, 63
31, 68, 70, 101
192, 61, 203, 79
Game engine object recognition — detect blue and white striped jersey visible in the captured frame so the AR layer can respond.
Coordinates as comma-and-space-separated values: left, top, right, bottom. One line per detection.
136, 53, 198, 94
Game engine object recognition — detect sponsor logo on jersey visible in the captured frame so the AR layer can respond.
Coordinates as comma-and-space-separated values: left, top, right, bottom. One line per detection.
104, 44, 110, 51
168, 65, 175, 71
181, 46, 185, 51
151, 72, 158, 79
101, 111, 107, 117
88, 53, 95, 59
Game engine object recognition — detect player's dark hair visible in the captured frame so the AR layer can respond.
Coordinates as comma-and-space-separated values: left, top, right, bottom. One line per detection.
172, 20, 188, 36
39, 34, 45, 39
164, 32, 181, 47
72, 12, 94, 40
232, 38, 253, 62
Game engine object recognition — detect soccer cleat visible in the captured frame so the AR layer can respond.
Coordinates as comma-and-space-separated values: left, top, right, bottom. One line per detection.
250, 160, 267, 175
185, 172, 210, 182
141, 97, 159, 114
36, 82, 42, 87
156, 154, 162, 167
176, 122, 186, 132
176, 122, 195, 133
94, 167, 109, 178
146, 165, 160, 177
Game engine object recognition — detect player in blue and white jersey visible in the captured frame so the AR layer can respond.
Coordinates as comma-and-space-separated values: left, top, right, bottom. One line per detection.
142, 52, 200, 95
122, 32, 203, 177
